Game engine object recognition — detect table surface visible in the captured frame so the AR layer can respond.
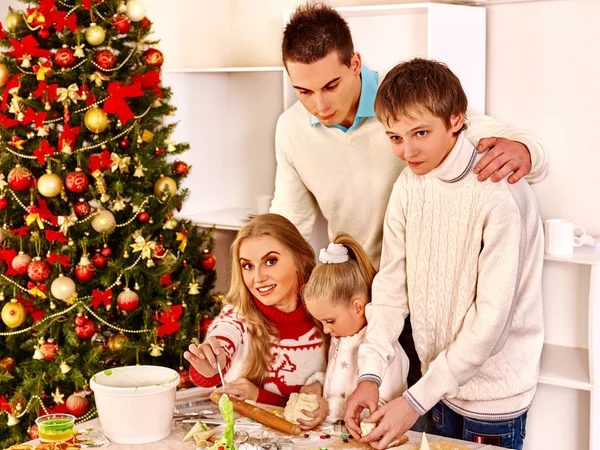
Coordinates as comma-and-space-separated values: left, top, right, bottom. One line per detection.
23, 387, 505, 450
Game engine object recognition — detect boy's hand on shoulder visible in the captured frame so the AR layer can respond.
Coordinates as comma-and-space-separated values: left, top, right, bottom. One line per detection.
343, 381, 380, 440
215, 378, 259, 402
475, 137, 531, 184
300, 381, 323, 396
359, 397, 419, 450
297, 395, 329, 430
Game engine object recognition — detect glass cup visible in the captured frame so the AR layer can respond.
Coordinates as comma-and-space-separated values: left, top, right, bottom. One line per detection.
36, 413, 76, 443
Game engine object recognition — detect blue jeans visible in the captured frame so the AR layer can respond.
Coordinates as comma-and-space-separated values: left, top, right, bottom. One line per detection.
431, 402, 528, 450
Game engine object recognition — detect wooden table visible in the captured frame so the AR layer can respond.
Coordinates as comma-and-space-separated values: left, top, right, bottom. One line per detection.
23, 387, 505, 450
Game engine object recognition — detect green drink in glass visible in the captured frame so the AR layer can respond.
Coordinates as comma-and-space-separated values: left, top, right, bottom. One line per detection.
36, 413, 76, 442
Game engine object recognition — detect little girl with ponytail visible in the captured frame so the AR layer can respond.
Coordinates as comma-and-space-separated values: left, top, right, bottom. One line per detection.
295, 233, 409, 430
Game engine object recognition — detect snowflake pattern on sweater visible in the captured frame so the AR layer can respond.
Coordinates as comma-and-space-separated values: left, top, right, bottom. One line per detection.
190, 299, 326, 406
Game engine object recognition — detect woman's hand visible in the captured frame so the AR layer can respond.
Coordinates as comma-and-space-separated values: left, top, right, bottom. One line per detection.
216, 378, 259, 402
183, 336, 222, 377
297, 395, 329, 430
300, 381, 323, 396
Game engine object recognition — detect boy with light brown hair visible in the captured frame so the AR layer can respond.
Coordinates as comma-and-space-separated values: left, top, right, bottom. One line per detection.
344, 59, 544, 450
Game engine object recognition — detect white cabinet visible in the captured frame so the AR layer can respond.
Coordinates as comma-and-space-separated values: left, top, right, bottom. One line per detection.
525, 247, 600, 450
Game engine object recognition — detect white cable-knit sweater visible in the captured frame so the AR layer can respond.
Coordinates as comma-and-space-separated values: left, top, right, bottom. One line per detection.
271, 101, 548, 268
358, 133, 544, 420
306, 327, 408, 423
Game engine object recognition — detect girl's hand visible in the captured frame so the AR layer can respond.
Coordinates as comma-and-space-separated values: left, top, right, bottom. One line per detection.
216, 378, 259, 402
297, 395, 329, 430
183, 336, 222, 377
300, 381, 323, 396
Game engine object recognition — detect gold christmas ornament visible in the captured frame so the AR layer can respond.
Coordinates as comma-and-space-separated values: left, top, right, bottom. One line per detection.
108, 333, 129, 351
32, 346, 44, 360
149, 343, 164, 357
163, 218, 178, 230
59, 361, 72, 374
5, 12, 22, 32
50, 274, 76, 300
126, 0, 146, 22
0, 356, 16, 373
84, 107, 109, 133
85, 23, 106, 46
38, 172, 63, 197
154, 175, 177, 198
7, 413, 20, 426
2, 299, 26, 328
0, 63, 9, 87
92, 210, 116, 233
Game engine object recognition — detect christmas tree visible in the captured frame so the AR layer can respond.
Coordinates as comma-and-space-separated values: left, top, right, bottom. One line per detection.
0, 0, 219, 445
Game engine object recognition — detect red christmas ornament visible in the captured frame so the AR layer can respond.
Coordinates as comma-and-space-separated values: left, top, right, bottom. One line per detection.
74, 199, 91, 217
177, 366, 191, 389
91, 253, 108, 269
8, 165, 33, 191
116, 288, 139, 312
200, 316, 213, 336
66, 393, 89, 416
154, 147, 165, 156
94, 49, 116, 70
101, 246, 112, 258
137, 212, 150, 223
153, 243, 165, 257
65, 169, 89, 193
172, 161, 189, 176
38, 28, 51, 39
75, 316, 96, 339
12, 252, 32, 275
75, 255, 95, 282
28, 259, 51, 282
142, 48, 164, 68
119, 138, 129, 149
28, 423, 40, 440
75, 314, 88, 326
54, 47, 76, 68
200, 251, 216, 270
140, 17, 151, 29
0, 197, 8, 209
40, 339, 59, 360
113, 15, 131, 34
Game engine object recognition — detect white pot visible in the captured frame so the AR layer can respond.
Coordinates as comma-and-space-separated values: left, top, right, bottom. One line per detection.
90, 365, 180, 444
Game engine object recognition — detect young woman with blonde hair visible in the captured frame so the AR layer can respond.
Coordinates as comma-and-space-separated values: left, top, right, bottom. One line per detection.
297, 233, 408, 429
184, 214, 327, 406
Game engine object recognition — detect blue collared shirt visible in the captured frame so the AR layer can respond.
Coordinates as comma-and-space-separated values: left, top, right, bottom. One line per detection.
310, 65, 379, 132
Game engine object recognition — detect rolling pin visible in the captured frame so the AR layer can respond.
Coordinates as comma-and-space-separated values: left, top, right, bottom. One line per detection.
210, 391, 302, 435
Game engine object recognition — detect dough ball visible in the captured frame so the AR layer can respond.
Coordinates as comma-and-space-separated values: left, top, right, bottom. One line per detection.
283, 393, 319, 424
360, 421, 376, 437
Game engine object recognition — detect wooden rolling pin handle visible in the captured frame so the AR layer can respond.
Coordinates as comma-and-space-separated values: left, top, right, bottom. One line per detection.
211, 391, 302, 435
387, 435, 409, 448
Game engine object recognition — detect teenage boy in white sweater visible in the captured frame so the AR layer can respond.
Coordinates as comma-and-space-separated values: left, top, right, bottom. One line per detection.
344, 59, 544, 450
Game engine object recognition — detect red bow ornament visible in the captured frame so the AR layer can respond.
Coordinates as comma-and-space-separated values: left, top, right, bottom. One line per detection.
156, 305, 183, 337
5, 35, 52, 68
33, 139, 55, 164
103, 82, 144, 123
91, 289, 113, 310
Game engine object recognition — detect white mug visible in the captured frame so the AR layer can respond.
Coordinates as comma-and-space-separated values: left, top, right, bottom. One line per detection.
255, 195, 274, 215
544, 219, 586, 256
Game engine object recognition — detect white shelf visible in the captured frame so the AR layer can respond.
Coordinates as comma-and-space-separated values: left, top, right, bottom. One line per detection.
538, 343, 591, 391
544, 246, 600, 265
184, 208, 250, 231
163, 67, 285, 74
